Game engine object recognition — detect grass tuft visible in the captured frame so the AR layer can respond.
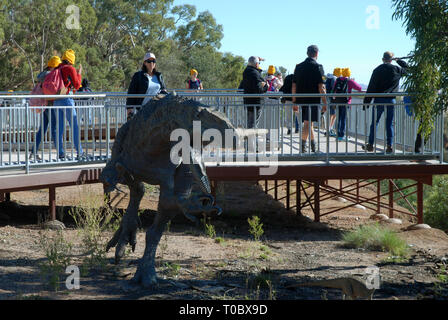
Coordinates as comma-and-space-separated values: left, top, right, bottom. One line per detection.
342, 223, 409, 257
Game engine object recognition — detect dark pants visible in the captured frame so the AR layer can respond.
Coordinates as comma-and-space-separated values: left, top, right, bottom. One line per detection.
337, 105, 347, 138
33, 108, 57, 153
246, 105, 261, 129
368, 98, 396, 146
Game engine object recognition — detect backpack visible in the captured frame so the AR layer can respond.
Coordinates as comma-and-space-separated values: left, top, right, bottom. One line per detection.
325, 77, 336, 94
333, 78, 349, 104
42, 67, 67, 99
188, 79, 201, 90
29, 82, 47, 111
266, 76, 277, 92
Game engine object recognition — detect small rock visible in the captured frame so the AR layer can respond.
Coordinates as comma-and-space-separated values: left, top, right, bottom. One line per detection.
42, 220, 66, 230
370, 214, 389, 221
354, 204, 366, 210
386, 218, 402, 225
336, 197, 347, 203
406, 224, 431, 231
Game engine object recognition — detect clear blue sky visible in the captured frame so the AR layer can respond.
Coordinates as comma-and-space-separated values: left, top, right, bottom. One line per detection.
172, 0, 415, 85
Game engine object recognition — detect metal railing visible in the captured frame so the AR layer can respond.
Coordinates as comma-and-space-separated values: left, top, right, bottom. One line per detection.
0, 91, 445, 173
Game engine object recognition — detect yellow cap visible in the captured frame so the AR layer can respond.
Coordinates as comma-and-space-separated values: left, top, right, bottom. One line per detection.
342, 68, 351, 78
47, 56, 61, 68
190, 69, 198, 76
268, 65, 276, 75
333, 68, 342, 77
62, 49, 76, 65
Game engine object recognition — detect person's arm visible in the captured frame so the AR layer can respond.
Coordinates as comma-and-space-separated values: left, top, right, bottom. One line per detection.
350, 79, 363, 92
363, 70, 378, 105
396, 59, 409, 76
318, 83, 327, 112
292, 82, 297, 103
158, 73, 168, 94
126, 72, 139, 111
68, 66, 82, 90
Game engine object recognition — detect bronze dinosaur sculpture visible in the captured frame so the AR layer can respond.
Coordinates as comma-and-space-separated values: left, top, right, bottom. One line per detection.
100, 93, 236, 287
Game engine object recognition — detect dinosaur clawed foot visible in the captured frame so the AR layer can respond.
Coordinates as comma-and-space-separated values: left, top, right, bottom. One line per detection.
106, 214, 141, 264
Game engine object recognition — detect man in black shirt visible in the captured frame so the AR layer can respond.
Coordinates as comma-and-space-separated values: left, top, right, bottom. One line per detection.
292, 45, 327, 153
363, 51, 408, 153
240, 56, 269, 128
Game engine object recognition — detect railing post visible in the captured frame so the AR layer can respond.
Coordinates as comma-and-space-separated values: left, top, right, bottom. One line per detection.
417, 181, 424, 224
25, 100, 29, 174
389, 179, 394, 218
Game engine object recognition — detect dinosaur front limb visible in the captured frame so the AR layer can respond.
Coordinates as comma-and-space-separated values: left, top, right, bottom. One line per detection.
106, 181, 145, 264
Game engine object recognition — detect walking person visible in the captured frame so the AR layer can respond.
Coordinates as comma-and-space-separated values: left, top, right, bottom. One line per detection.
363, 51, 408, 153
30, 56, 61, 160
333, 68, 363, 141
53, 49, 85, 160
325, 68, 342, 137
292, 45, 327, 153
239, 56, 268, 128
126, 52, 168, 119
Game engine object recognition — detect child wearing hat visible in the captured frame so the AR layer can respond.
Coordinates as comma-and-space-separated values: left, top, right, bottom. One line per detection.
186, 69, 203, 90
265, 65, 283, 92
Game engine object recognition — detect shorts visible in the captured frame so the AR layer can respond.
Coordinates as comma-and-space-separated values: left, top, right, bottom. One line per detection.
301, 105, 319, 122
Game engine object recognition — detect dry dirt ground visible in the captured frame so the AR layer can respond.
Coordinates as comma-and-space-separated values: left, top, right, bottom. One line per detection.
0, 180, 447, 301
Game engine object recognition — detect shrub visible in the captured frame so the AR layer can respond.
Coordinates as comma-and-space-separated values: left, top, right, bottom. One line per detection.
69, 194, 119, 271
342, 223, 408, 257
424, 175, 448, 232
248, 215, 264, 242
36, 230, 73, 291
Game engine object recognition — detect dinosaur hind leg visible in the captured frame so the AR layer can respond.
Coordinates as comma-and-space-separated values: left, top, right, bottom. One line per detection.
132, 187, 179, 288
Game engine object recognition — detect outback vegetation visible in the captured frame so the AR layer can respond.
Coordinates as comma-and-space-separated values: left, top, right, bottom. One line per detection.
0, 0, 248, 91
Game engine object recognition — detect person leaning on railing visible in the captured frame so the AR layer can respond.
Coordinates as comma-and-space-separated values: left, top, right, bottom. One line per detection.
362, 51, 408, 154
29, 56, 61, 160
54, 49, 85, 160
126, 52, 168, 120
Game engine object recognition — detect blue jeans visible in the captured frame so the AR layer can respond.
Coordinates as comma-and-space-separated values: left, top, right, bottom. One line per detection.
33, 108, 57, 153
368, 98, 395, 146
53, 98, 83, 156
337, 105, 347, 138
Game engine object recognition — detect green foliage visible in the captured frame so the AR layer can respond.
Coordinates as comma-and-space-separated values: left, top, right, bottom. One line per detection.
342, 223, 409, 257
248, 215, 264, 242
392, 0, 448, 139
69, 195, 119, 271
202, 217, 216, 238
35, 230, 73, 291
0, 0, 244, 91
424, 175, 448, 231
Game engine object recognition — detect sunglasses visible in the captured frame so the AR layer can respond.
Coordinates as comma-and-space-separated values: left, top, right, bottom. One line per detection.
145, 59, 156, 64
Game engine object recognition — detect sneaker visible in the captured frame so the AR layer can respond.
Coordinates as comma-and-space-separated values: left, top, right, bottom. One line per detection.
337, 136, 344, 142
329, 129, 337, 137
287, 128, 291, 135
295, 128, 299, 134
29, 152, 41, 161
76, 152, 89, 161
362, 143, 374, 152
311, 143, 316, 153
386, 145, 393, 154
